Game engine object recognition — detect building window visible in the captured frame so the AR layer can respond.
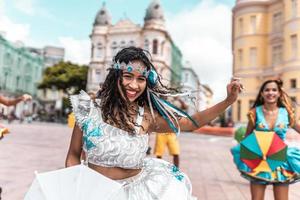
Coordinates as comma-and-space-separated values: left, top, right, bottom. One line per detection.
237, 100, 241, 121
111, 41, 118, 56
16, 76, 20, 90
250, 15, 256, 34
290, 79, 297, 88
153, 39, 158, 54
144, 39, 149, 51
185, 73, 189, 82
25, 80, 30, 92
291, 0, 298, 18
3, 72, 8, 89
272, 12, 282, 32
120, 41, 126, 49
238, 18, 243, 35
249, 47, 257, 67
291, 34, 298, 59
4, 53, 12, 66
17, 57, 21, 67
96, 43, 102, 58
238, 49, 243, 68
129, 40, 135, 47
272, 45, 282, 66
91, 44, 94, 58
25, 64, 31, 75
95, 69, 101, 82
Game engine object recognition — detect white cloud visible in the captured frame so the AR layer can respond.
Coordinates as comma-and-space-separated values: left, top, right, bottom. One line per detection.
166, 0, 233, 102
12, 0, 36, 15
0, 1, 31, 44
10, 0, 57, 21
58, 37, 90, 65
0, 16, 30, 42
0, 0, 5, 12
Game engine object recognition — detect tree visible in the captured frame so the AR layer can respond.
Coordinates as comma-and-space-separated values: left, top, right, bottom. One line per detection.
38, 61, 88, 95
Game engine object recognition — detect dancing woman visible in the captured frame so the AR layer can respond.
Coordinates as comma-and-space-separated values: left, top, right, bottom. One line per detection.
231, 79, 300, 200
66, 47, 242, 199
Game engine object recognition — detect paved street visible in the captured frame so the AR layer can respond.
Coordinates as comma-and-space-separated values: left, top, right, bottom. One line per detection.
0, 123, 299, 200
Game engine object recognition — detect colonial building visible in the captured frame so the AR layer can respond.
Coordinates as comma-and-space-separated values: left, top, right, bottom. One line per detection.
0, 34, 43, 96
232, 0, 300, 123
0, 33, 44, 119
87, 1, 183, 92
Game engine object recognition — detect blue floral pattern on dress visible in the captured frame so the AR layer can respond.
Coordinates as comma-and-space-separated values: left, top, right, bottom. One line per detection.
82, 119, 103, 150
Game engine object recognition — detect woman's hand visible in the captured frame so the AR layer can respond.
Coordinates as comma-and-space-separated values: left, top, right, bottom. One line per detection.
225, 77, 243, 104
22, 94, 32, 101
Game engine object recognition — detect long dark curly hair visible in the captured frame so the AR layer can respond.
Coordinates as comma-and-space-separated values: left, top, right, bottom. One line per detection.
97, 46, 178, 134
248, 79, 295, 126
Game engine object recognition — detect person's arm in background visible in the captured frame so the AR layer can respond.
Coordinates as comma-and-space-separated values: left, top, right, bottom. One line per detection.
0, 94, 32, 106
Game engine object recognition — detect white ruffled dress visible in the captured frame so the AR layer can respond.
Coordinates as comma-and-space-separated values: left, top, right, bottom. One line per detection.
70, 91, 196, 200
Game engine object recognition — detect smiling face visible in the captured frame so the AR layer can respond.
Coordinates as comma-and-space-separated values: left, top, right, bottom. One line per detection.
118, 60, 147, 103
261, 82, 281, 104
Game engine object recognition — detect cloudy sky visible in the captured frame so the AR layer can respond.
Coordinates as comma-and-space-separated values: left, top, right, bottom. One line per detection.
0, 0, 236, 102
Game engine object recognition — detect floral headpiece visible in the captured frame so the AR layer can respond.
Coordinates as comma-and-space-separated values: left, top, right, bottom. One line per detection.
113, 61, 158, 88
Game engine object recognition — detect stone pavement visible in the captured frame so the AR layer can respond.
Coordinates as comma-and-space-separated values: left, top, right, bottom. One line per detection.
0, 123, 299, 200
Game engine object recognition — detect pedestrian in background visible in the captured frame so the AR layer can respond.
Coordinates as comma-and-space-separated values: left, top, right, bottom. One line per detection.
154, 97, 188, 167
231, 79, 300, 200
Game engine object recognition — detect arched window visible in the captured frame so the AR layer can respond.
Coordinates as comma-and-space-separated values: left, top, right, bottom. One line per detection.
96, 43, 102, 58
111, 41, 118, 56
95, 68, 101, 82
129, 40, 135, 47
17, 57, 21, 67
144, 39, 149, 51
16, 76, 20, 90
4, 53, 12, 66
91, 44, 95, 58
25, 64, 32, 75
153, 39, 158, 55
3, 71, 9, 89
120, 41, 126, 48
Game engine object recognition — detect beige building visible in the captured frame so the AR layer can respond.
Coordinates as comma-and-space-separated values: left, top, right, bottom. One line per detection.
232, 0, 300, 123
87, 1, 176, 92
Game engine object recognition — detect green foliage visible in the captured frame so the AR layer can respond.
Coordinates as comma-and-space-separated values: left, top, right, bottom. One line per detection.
38, 61, 88, 95
234, 126, 247, 143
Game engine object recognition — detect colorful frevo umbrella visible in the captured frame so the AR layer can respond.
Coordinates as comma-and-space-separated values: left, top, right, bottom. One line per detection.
240, 131, 287, 175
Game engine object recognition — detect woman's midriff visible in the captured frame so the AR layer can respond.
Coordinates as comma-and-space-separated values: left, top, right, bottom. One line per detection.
88, 162, 142, 180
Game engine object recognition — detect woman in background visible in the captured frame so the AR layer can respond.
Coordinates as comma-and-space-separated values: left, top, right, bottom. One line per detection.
231, 79, 300, 200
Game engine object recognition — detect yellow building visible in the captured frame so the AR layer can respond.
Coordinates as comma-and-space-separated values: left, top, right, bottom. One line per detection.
232, 0, 300, 123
